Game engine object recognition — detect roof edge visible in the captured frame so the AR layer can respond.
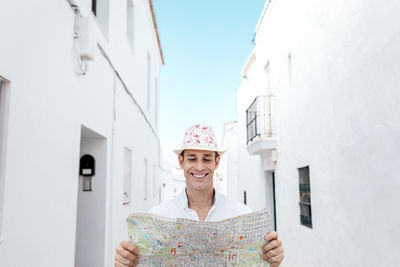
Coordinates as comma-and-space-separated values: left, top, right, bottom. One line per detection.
241, 49, 256, 78
254, 0, 272, 38
148, 0, 164, 65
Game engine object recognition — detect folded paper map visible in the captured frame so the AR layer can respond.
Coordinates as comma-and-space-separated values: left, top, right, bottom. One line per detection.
126, 209, 272, 266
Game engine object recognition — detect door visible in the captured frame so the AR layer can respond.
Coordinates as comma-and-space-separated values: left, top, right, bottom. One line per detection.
272, 171, 277, 231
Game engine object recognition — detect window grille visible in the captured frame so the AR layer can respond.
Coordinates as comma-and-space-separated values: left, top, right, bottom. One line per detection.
246, 95, 272, 144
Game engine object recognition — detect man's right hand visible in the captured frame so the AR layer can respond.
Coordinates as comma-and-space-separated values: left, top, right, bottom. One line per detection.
114, 241, 139, 267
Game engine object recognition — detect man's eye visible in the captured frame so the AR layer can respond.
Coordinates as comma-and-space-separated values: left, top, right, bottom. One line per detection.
204, 159, 211, 162
188, 158, 196, 161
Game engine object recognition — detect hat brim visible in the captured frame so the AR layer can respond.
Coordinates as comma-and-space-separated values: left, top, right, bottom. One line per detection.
173, 145, 227, 156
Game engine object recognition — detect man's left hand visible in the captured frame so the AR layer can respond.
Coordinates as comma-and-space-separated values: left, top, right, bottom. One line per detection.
261, 231, 284, 267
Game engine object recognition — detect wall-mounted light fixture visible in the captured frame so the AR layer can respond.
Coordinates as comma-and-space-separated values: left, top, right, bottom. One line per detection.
80, 154, 95, 191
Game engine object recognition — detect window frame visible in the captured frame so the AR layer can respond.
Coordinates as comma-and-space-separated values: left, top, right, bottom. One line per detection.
122, 147, 132, 205
126, 0, 135, 52
298, 166, 312, 228
144, 158, 148, 200
146, 53, 151, 112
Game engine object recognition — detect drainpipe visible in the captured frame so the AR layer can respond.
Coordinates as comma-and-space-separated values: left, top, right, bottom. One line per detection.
66, 0, 91, 75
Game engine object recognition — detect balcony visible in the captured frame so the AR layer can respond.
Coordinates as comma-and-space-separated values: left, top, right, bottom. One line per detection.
246, 95, 277, 155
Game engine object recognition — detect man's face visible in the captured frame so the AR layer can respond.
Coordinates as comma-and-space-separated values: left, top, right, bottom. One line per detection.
179, 149, 220, 192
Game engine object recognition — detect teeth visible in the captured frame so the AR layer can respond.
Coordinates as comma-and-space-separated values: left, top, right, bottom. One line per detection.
193, 174, 206, 178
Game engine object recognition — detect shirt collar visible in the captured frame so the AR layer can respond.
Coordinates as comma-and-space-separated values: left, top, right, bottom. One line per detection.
178, 188, 217, 210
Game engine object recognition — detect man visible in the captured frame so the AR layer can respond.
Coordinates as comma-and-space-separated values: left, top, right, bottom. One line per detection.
115, 124, 284, 267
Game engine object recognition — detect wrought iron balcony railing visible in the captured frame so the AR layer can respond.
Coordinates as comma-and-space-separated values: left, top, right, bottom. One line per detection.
246, 95, 272, 144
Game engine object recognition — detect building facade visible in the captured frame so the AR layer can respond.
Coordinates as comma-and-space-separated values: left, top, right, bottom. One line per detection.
0, 0, 163, 266
227, 0, 400, 266
159, 161, 186, 202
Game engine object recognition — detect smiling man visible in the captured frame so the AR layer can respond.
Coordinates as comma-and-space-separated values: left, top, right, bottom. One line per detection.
114, 124, 284, 267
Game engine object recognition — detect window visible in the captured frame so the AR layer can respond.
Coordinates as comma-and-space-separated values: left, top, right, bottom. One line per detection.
0, 80, 3, 241
126, 0, 135, 51
243, 190, 247, 205
159, 185, 162, 204
264, 60, 271, 94
91, 0, 109, 37
154, 78, 158, 129
123, 147, 132, 205
147, 53, 151, 111
91, 0, 97, 15
299, 166, 312, 228
288, 53, 292, 83
144, 158, 148, 200
0, 78, 10, 241
152, 165, 156, 199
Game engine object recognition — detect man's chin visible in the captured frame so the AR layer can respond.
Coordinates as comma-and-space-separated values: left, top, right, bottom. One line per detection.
187, 181, 211, 191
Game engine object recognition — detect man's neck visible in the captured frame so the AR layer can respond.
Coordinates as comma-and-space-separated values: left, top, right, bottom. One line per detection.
186, 187, 214, 220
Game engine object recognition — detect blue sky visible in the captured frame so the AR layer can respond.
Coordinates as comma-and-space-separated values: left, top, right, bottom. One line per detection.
153, 0, 266, 163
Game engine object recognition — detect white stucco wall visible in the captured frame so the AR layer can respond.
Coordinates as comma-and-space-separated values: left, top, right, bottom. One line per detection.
0, 0, 163, 266
221, 121, 240, 202
231, 53, 276, 213
230, 0, 400, 266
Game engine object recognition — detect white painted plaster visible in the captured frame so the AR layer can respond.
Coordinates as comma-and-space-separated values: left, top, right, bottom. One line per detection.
0, 0, 163, 266
225, 0, 400, 266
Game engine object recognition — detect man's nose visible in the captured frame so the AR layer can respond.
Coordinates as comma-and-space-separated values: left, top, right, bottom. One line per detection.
194, 162, 205, 171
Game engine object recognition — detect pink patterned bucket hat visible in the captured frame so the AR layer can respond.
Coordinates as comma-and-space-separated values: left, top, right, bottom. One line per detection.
173, 124, 227, 155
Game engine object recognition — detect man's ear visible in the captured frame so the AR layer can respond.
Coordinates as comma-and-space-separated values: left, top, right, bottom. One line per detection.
178, 154, 184, 169
215, 155, 221, 169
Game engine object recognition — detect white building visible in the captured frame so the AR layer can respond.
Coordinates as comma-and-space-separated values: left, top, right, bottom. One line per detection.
221, 121, 239, 198
226, 0, 400, 266
159, 161, 186, 202
0, 0, 164, 266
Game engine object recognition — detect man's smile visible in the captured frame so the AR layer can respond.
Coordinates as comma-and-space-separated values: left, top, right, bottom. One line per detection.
190, 172, 208, 178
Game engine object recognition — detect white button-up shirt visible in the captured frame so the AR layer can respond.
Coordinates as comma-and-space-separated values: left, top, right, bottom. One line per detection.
149, 189, 252, 221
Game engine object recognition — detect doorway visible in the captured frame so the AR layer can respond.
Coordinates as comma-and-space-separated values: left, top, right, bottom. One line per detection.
75, 126, 107, 267
265, 171, 277, 231
272, 171, 277, 231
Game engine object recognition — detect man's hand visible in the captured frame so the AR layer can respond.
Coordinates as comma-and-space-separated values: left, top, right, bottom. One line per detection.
114, 241, 139, 267
261, 231, 284, 267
